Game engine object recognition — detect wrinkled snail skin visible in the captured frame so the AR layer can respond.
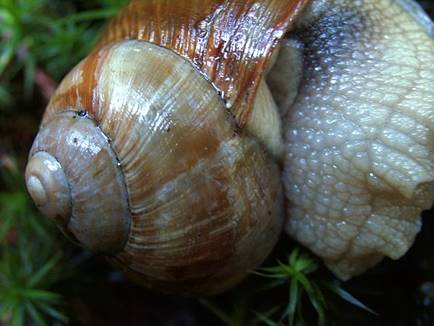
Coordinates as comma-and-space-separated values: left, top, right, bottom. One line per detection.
25, 0, 434, 294
280, 0, 434, 280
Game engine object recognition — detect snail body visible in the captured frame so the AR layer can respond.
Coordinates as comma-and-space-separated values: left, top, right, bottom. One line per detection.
281, 0, 434, 279
26, 0, 434, 294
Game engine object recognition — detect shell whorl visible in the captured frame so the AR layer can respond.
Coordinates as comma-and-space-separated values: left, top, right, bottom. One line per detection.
31, 41, 283, 294
97, 0, 310, 128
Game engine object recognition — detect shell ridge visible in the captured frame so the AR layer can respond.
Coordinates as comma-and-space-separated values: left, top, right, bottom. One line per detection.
96, 0, 310, 127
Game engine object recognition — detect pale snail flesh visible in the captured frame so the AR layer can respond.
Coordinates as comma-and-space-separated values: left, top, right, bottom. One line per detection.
279, 0, 434, 280
25, 0, 434, 294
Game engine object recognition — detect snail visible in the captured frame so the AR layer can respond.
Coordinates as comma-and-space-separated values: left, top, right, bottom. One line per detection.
25, 0, 434, 294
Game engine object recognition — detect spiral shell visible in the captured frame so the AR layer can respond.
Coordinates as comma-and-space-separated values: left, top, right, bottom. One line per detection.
27, 41, 278, 294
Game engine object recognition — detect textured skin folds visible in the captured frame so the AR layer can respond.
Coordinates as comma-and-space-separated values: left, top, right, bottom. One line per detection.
282, 0, 434, 279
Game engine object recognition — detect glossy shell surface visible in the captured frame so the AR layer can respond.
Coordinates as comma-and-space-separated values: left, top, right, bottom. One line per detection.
98, 0, 310, 127
37, 41, 284, 294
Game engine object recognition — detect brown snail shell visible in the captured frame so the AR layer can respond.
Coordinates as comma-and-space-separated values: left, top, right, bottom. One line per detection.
25, 0, 309, 295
